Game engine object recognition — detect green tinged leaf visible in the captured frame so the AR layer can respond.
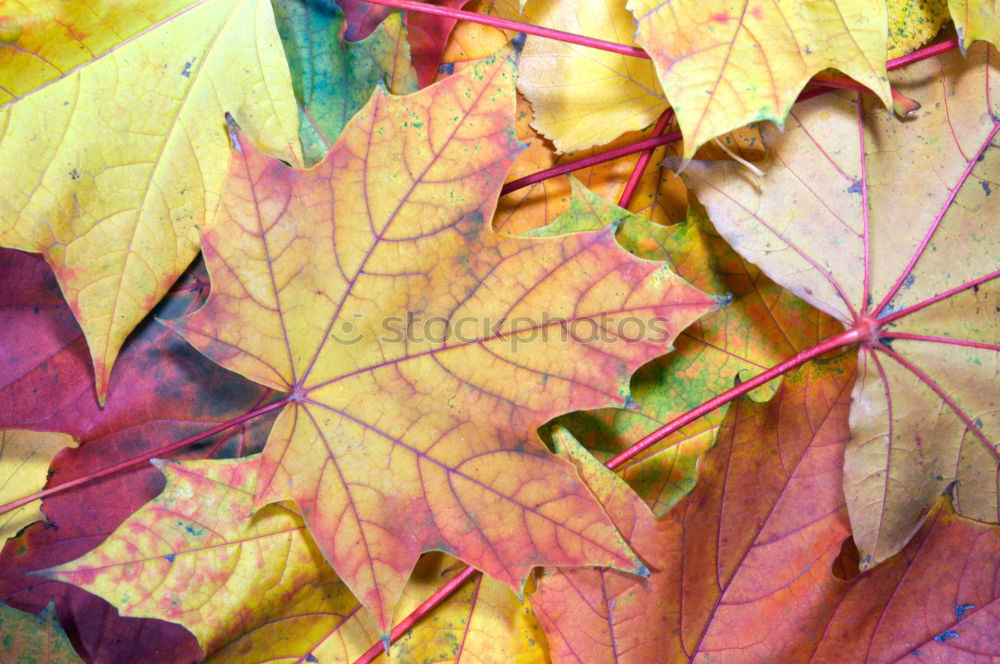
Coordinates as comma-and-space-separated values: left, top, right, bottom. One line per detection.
274, 0, 418, 165
0, 601, 82, 663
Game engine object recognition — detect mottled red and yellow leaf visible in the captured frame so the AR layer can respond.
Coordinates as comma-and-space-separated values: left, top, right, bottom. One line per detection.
167, 42, 718, 633
45, 456, 334, 656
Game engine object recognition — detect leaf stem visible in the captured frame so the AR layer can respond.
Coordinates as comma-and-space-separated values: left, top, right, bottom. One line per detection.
617, 109, 674, 209
879, 332, 1000, 352
357, 0, 649, 58
874, 123, 1000, 316
887, 38, 960, 70
0, 398, 289, 517
354, 566, 479, 664
877, 269, 1000, 325
500, 132, 683, 196
605, 324, 866, 469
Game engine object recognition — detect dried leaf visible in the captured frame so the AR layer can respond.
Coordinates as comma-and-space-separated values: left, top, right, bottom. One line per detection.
45, 456, 334, 655
0, 249, 276, 663
531, 353, 857, 662
0, 600, 82, 663
339, 0, 471, 86
274, 0, 417, 166
484, 0, 668, 152
528, 181, 841, 512
950, 0, 1000, 52
379, 555, 550, 664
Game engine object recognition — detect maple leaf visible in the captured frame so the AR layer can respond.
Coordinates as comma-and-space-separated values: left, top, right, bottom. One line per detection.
205, 580, 380, 662
0, 0, 302, 401
627, 0, 893, 157
43, 455, 335, 656
0, 600, 83, 664
274, 0, 417, 167
530, 355, 855, 663
165, 42, 718, 633
672, 44, 1000, 567
0, 429, 77, 542
210, 551, 547, 663
483, 0, 669, 153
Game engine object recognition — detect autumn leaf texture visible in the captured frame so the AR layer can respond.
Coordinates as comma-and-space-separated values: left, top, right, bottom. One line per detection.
1, 0, 999, 662
166, 44, 717, 632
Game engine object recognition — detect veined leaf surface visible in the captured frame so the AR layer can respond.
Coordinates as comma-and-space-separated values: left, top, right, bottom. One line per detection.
46, 456, 334, 655
628, 0, 892, 157
673, 45, 1000, 566
0, 429, 77, 542
168, 43, 718, 632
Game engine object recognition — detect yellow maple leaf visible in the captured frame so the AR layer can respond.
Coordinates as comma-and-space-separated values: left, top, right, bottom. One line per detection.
628, 0, 893, 157
0, 0, 302, 402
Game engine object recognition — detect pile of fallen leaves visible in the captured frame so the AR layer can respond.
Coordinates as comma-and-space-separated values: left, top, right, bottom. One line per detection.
0, 0, 998, 662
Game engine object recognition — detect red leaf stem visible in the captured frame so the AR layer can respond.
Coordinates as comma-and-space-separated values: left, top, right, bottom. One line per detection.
617, 109, 675, 209
878, 269, 1000, 326
887, 37, 961, 69
0, 397, 289, 516
879, 332, 1000, 353
354, 566, 480, 664
500, 132, 683, 196
358, 0, 649, 58
604, 323, 870, 469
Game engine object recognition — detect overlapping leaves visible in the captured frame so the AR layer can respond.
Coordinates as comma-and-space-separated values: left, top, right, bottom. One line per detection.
0, 0, 302, 400
675, 44, 1000, 566
1, 0, 999, 661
